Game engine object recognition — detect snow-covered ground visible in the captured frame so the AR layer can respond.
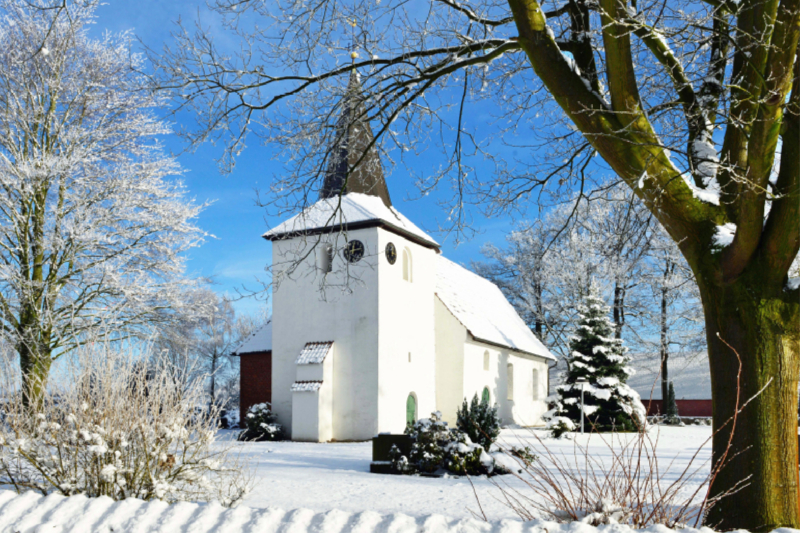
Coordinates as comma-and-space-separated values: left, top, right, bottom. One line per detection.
231, 425, 713, 522
0, 425, 718, 532
0, 488, 727, 533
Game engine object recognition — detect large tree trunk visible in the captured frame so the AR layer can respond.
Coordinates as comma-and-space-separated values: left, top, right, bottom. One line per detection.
19, 343, 52, 410
699, 272, 800, 531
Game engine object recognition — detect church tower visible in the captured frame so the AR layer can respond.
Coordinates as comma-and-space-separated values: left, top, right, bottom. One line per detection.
264, 71, 440, 441
320, 71, 392, 207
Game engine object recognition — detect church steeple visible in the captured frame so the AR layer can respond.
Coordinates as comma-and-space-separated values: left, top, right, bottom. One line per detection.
320, 70, 392, 207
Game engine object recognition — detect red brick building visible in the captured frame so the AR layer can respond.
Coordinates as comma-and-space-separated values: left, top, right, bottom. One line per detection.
626, 352, 712, 418
233, 321, 273, 424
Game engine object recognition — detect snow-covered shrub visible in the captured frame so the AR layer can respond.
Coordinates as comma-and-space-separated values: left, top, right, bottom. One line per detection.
507, 445, 537, 466
544, 283, 646, 436
406, 412, 450, 473
545, 415, 576, 439
0, 345, 251, 506
443, 438, 496, 476
389, 444, 415, 474
456, 393, 500, 450
393, 411, 501, 476
238, 403, 284, 441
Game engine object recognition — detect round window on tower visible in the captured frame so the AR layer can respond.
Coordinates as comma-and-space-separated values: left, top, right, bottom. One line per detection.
385, 242, 397, 265
343, 240, 365, 263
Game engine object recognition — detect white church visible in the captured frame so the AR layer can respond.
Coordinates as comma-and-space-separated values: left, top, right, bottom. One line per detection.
235, 72, 555, 442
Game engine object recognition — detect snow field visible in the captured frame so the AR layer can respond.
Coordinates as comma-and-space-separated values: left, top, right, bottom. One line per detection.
230, 426, 715, 521
4, 426, 782, 533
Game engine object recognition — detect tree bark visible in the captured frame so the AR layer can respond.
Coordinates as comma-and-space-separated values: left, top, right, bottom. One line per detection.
613, 282, 625, 340
18, 340, 52, 410
699, 271, 800, 531
660, 259, 670, 405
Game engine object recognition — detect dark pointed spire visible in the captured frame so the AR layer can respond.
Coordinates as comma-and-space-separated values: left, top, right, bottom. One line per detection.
320, 70, 392, 207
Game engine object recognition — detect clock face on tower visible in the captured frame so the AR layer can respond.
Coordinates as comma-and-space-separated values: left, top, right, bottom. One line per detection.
343, 240, 365, 263
385, 242, 397, 265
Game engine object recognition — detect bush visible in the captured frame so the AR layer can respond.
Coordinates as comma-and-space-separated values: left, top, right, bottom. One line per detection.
237, 403, 284, 441
545, 416, 576, 438
0, 345, 251, 506
391, 411, 502, 476
456, 394, 500, 450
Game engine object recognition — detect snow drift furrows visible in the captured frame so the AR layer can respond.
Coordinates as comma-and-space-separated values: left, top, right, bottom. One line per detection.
0, 489, 770, 533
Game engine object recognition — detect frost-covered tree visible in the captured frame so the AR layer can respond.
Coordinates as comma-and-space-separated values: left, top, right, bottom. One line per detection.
0, 1, 204, 406
476, 184, 656, 358
546, 283, 645, 434
154, 288, 261, 409
640, 228, 705, 407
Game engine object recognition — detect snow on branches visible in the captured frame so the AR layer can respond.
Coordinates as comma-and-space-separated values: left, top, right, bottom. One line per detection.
544, 283, 646, 436
0, 0, 205, 396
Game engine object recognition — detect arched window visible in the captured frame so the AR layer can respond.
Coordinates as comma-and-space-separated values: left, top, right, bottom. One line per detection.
507, 364, 514, 401
481, 387, 490, 405
317, 243, 333, 273
406, 393, 417, 426
483, 350, 490, 371
532, 369, 540, 401
402, 247, 412, 282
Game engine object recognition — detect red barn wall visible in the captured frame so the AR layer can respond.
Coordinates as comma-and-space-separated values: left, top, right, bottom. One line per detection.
239, 351, 272, 424
644, 399, 712, 418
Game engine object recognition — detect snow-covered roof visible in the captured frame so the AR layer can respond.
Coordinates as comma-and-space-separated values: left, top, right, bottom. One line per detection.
232, 321, 272, 355
435, 257, 555, 360
625, 352, 711, 400
262, 193, 439, 250
296, 342, 333, 365
291, 380, 323, 392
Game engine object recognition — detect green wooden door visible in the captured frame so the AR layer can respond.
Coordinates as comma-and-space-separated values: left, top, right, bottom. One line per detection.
482, 387, 490, 404
406, 394, 416, 426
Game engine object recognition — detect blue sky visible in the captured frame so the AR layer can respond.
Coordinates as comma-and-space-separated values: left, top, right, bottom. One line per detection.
90, 1, 527, 318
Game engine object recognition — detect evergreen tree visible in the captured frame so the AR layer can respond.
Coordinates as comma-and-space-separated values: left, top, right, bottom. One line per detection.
456, 393, 501, 450
545, 283, 646, 434
664, 381, 680, 424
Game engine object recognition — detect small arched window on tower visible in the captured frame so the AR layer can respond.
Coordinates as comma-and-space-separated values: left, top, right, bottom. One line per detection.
317, 243, 333, 273
507, 364, 514, 401
483, 350, 490, 371
402, 247, 413, 282
532, 369, 540, 401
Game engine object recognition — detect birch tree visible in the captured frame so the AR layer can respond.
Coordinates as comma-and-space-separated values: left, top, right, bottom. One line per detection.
0, 0, 205, 406
157, 0, 800, 527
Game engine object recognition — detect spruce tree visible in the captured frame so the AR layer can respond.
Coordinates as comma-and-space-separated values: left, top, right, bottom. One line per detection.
664, 381, 680, 424
545, 283, 646, 434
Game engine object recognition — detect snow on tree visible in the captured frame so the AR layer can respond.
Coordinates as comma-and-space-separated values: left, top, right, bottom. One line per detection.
545, 283, 646, 435
0, 0, 205, 406
154, 288, 264, 410
476, 185, 657, 359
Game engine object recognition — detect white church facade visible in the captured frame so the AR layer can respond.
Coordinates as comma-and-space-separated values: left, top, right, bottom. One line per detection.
235, 72, 555, 442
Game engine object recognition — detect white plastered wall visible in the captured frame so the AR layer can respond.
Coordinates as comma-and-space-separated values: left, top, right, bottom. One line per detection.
433, 298, 550, 428
272, 228, 381, 441
462, 339, 550, 427
376, 227, 437, 433
291, 355, 334, 441
434, 297, 466, 426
